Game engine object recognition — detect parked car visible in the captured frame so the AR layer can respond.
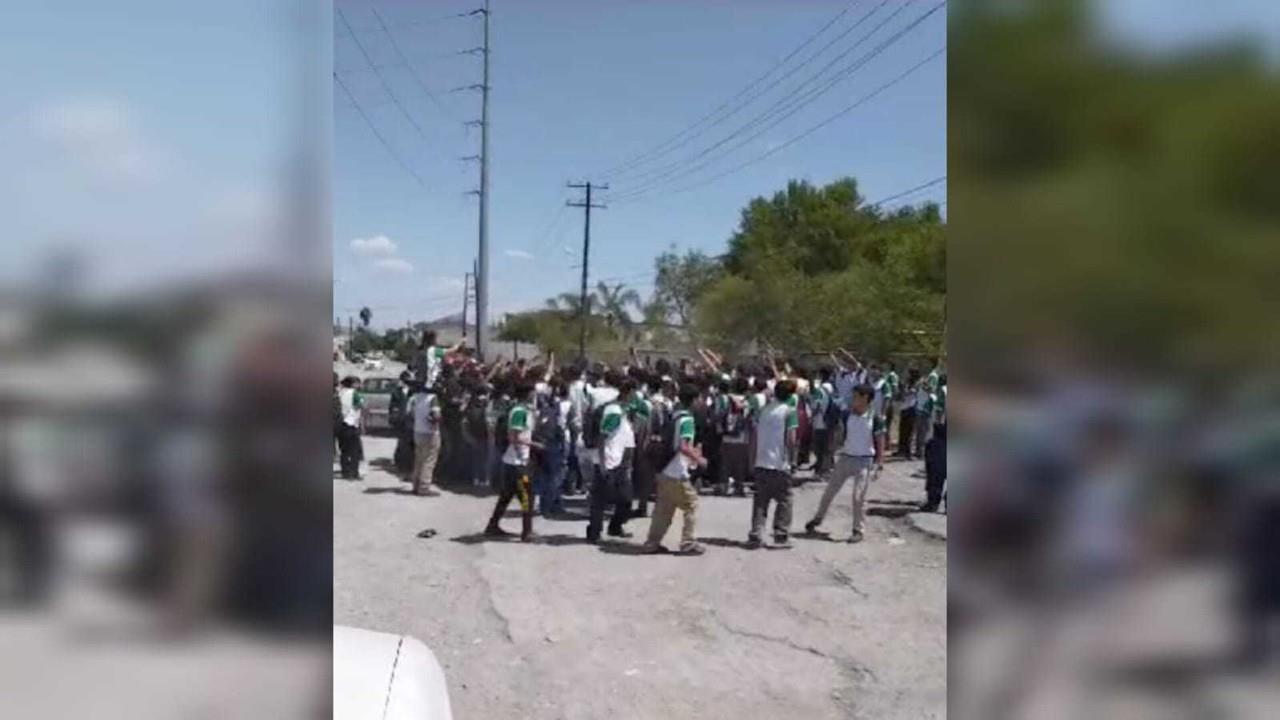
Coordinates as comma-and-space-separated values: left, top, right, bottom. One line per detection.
359, 376, 398, 433
333, 625, 453, 719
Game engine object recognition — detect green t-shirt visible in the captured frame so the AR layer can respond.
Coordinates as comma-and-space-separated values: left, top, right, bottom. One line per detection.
502, 403, 533, 465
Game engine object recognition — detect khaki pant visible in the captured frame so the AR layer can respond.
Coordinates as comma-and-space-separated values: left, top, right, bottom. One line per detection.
412, 433, 440, 494
811, 455, 875, 534
644, 474, 698, 549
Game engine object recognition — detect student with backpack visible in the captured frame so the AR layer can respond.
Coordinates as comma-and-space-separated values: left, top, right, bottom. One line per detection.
533, 381, 570, 517
585, 374, 634, 543
642, 384, 707, 556
717, 377, 752, 497
810, 368, 839, 476
628, 381, 656, 518
485, 383, 542, 542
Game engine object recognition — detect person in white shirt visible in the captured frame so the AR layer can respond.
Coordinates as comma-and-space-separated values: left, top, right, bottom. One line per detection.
748, 379, 799, 549
336, 376, 365, 480
643, 384, 707, 555
407, 381, 442, 496
805, 383, 886, 543
485, 383, 542, 542
586, 374, 633, 543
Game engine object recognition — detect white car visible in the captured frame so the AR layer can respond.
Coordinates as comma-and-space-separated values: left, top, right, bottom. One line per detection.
333, 625, 453, 720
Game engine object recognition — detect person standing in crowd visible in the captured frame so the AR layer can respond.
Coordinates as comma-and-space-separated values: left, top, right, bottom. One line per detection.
406, 379, 442, 497
485, 383, 541, 542
643, 383, 707, 556
883, 362, 900, 452
805, 384, 885, 543
464, 383, 492, 487
628, 378, 656, 517
336, 376, 364, 480
748, 379, 798, 549
914, 370, 934, 459
415, 331, 463, 389
533, 380, 569, 517
896, 368, 922, 459
718, 377, 752, 497
809, 368, 837, 475
586, 375, 635, 543
920, 373, 947, 512
390, 370, 414, 477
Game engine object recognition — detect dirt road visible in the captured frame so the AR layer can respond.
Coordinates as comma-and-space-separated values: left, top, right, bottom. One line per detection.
335, 435, 945, 719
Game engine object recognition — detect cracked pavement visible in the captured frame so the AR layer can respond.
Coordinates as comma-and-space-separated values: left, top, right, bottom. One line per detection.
335, 435, 945, 719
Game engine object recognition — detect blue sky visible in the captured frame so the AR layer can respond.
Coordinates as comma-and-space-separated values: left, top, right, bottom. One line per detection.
4, 1, 1277, 316
333, 0, 949, 328
0, 1, 326, 296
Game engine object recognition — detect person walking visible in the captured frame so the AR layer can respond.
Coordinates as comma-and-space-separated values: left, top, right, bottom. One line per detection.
718, 377, 752, 496
407, 381, 442, 496
748, 379, 799, 549
485, 383, 541, 542
643, 384, 707, 555
896, 368, 921, 459
805, 384, 885, 543
920, 374, 947, 512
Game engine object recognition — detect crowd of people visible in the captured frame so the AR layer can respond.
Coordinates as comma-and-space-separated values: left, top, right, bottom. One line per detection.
334, 332, 947, 554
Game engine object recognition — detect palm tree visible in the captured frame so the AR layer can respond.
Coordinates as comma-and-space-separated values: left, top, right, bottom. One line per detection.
359, 306, 372, 328
545, 292, 586, 316
593, 282, 640, 339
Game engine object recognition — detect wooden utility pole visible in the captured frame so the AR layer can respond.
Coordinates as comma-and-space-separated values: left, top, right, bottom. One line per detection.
567, 181, 607, 361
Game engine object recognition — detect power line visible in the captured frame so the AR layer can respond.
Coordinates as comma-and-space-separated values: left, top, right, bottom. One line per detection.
335, 8, 473, 35
868, 175, 946, 206
369, 6, 461, 122
611, 44, 946, 205
336, 8, 433, 144
594, 0, 866, 181
608, 2, 942, 202
334, 72, 429, 187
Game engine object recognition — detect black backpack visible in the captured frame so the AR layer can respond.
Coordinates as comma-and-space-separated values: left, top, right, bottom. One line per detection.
720, 395, 747, 437
533, 397, 563, 446
822, 388, 842, 428
656, 409, 689, 466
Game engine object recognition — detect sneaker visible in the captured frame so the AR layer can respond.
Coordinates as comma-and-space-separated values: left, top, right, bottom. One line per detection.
520, 533, 535, 544
804, 520, 820, 534
676, 543, 706, 556
917, 503, 939, 513
607, 528, 634, 539
642, 544, 671, 555
484, 526, 512, 538
846, 531, 864, 544
746, 537, 762, 550
772, 537, 792, 549
417, 488, 441, 497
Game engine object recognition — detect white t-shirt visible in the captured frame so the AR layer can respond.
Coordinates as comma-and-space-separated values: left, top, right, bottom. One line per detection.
338, 387, 362, 428
753, 400, 797, 471
422, 346, 446, 386
660, 410, 698, 480
408, 391, 439, 436
600, 401, 633, 470
840, 409, 886, 457
557, 398, 572, 445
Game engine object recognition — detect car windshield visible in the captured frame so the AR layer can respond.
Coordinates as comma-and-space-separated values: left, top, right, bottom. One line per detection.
361, 378, 395, 394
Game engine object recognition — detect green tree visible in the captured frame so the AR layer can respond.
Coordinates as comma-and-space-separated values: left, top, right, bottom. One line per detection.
698, 177, 944, 356
653, 249, 723, 326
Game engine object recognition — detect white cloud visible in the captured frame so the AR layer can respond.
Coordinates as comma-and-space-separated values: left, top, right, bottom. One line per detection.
27, 97, 166, 184
504, 249, 534, 260
351, 234, 398, 257
373, 257, 414, 274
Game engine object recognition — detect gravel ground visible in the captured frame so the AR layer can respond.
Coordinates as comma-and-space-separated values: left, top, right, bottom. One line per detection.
335, 435, 946, 720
